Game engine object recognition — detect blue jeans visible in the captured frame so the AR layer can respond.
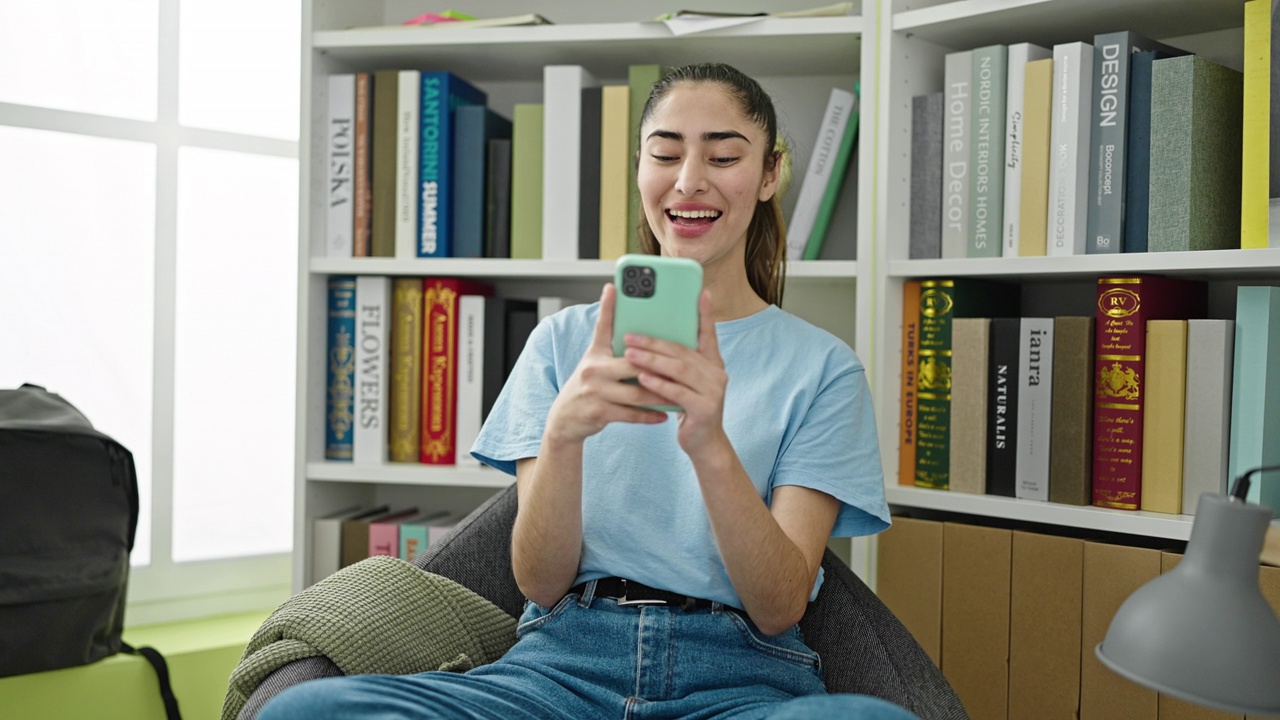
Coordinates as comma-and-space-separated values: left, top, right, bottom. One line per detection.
259, 581, 918, 720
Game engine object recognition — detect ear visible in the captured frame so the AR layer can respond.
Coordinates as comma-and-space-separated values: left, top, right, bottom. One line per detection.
757, 151, 781, 203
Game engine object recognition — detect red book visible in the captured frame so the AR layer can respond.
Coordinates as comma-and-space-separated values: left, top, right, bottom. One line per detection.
421, 278, 493, 463
1092, 276, 1205, 509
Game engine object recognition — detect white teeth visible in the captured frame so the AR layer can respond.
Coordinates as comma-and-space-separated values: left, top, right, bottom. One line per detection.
668, 209, 721, 219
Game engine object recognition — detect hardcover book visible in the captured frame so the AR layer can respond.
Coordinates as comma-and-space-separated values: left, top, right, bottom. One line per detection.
1228, 286, 1280, 512
910, 93, 944, 259
326, 74, 355, 258
1140, 320, 1188, 514
1181, 319, 1234, 514
510, 104, 544, 259
1241, 0, 1278, 249
578, 85, 603, 261
311, 504, 375, 583
1148, 55, 1244, 252
598, 84, 631, 260
1002, 43, 1051, 257
353, 276, 390, 465
968, 45, 1007, 258
542, 65, 598, 261
485, 138, 512, 258
1048, 316, 1095, 506
370, 70, 399, 257
418, 71, 487, 258
1121, 50, 1180, 253
1015, 318, 1054, 501
394, 70, 421, 259
484, 298, 539, 427
421, 278, 494, 464
1018, 58, 1054, 257
353, 73, 373, 257
1086, 32, 1185, 254
628, 65, 665, 254
899, 280, 921, 486
949, 317, 991, 493
453, 105, 511, 259
788, 86, 857, 261
915, 279, 1020, 489
388, 278, 423, 463
325, 276, 357, 461
941, 51, 973, 259
370, 508, 419, 557
986, 317, 1021, 497
805, 82, 860, 261
1047, 42, 1094, 256
1092, 276, 1206, 510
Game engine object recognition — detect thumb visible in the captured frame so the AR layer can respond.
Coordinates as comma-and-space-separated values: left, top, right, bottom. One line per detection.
591, 283, 617, 354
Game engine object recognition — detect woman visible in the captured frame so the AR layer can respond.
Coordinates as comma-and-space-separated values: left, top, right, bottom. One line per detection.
261, 62, 911, 720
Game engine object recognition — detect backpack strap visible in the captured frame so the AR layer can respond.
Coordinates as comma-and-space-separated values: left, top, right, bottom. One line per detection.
121, 642, 183, 720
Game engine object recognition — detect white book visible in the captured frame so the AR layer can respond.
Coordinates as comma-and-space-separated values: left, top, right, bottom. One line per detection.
311, 504, 364, 584
941, 51, 973, 259
537, 296, 579, 322
787, 86, 856, 261
394, 70, 421, 259
1015, 317, 1054, 501
1002, 43, 1051, 258
455, 295, 485, 467
542, 65, 598, 260
1182, 320, 1234, 514
327, 74, 355, 258
1047, 42, 1094, 256
353, 276, 391, 464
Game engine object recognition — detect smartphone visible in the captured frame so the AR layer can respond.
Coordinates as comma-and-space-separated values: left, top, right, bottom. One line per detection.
611, 254, 703, 412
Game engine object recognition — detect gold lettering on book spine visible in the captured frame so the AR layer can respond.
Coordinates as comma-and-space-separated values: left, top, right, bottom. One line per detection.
422, 285, 458, 461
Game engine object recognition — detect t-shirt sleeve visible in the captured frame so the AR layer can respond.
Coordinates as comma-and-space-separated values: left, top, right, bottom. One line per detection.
773, 358, 891, 538
469, 317, 561, 476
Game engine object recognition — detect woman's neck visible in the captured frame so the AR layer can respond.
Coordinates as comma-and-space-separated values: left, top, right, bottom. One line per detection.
701, 256, 768, 323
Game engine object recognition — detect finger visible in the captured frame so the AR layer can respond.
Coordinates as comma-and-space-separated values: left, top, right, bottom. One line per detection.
590, 283, 617, 353
637, 371, 695, 412
697, 289, 721, 362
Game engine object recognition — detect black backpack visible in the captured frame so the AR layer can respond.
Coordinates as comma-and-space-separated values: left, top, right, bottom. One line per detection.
0, 384, 180, 718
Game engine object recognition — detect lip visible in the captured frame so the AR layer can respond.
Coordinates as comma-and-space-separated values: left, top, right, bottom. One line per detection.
664, 203, 722, 238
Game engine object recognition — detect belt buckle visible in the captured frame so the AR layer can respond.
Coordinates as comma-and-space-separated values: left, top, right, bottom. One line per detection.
613, 579, 664, 607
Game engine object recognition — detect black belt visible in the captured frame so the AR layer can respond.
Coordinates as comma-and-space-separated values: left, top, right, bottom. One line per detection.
572, 577, 714, 611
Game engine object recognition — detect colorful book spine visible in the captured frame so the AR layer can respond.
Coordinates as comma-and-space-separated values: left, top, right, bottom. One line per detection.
941, 51, 973, 259
1140, 320, 1188, 514
419, 71, 487, 258
394, 70, 421, 260
1002, 43, 1051, 257
421, 278, 494, 464
370, 70, 399, 258
325, 276, 357, 461
541, 65, 597, 261
509, 103, 544, 259
452, 105, 511, 259
598, 84, 631, 260
1092, 276, 1206, 509
326, 74, 355, 258
1018, 58, 1054, 257
788, 86, 857, 261
388, 278, 423, 463
1242, 0, 1274, 249
899, 280, 921, 486
1047, 316, 1095, 506
986, 317, 1021, 497
1121, 50, 1177, 253
968, 45, 1007, 258
1181, 319, 1234, 514
1228, 286, 1280, 512
1047, 42, 1093, 256
1148, 55, 1244, 252
1015, 318, 1054, 501
353, 276, 390, 465
949, 318, 990, 493
353, 72, 373, 257
627, 65, 665, 255
805, 82, 861, 261
910, 93, 944, 259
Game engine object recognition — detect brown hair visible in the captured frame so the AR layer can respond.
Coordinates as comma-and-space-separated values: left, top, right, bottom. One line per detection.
635, 63, 787, 306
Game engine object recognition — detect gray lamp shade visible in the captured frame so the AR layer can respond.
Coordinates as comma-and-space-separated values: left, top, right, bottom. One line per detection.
1096, 493, 1280, 715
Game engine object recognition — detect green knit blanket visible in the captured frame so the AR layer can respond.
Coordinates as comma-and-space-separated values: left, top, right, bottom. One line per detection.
221, 555, 517, 720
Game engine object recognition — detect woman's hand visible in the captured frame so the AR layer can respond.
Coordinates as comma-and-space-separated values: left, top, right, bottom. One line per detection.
623, 289, 729, 456
544, 283, 670, 445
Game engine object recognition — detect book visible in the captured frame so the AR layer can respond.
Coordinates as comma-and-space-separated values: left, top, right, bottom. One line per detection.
537, 296, 577, 321
599, 84, 631, 260
485, 138, 513, 258
311, 504, 373, 583
543, 65, 598, 261
388, 277, 423, 463
941, 51, 973, 259
352, 275, 390, 465
325, 276, 357, 461
419, 71, 487, 258
986, 317, 1021, 497
968, 45, 1007, 258
1092, 275, 1206, 510
1047, 42, 1094, 256
1148, 55, 1244, 252
1002, 43, 1051, 257
421, 278, 494, 464
1018, 58, 1054, 257
578, 85, 603, 261
628, 65, 665, 254
804, 83, 860, 260
369, 507, 419, 557
899, 280, 921, 486
395, 69, 421, 259
915, 279, 1021, 489
1015, 318, 1054, 501
1242, 0, 1276, 249
326, 74, 355, 258
370, 70, 399, 257
910, 93, 944, 259
1229, 286, 1280, 512
1181, 319, 1234, 514
505, 302, 540, 379
1086, 32, 1185, 254
456, 294, 484, 467
1140, 319, 1188, 514
949, 317, 990, 493
788, 86, 857, 261
341, 507, 409, 568
400, 12, 552, 29
353, 73, 373, 257
1048, 316, 1095, 506
397, 510, 451, 562
453, 105, 512, 259
510, 103, 544, 259
1122, 50, 1183, 253
484, 298, 539, 425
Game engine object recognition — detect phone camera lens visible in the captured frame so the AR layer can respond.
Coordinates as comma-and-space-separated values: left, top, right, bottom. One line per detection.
624, 283, 638, 296
624, 267, 640, 279
639, 276, 653, 290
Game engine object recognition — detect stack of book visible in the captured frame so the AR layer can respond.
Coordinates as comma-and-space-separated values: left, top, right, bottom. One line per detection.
311, 504, 467, 581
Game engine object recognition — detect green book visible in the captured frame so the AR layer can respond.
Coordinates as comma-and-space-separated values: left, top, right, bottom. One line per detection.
915, 278, 1021, 489
804, 82, 861, 260
1228, 286, 1280, 513
510, 103, 544, 259
967, 45, 1008, 258
1148, 55, 1244, 252
627, 65, 665, 254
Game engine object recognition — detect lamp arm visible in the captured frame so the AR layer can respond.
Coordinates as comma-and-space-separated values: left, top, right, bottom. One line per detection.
1230, 465, 1280, 502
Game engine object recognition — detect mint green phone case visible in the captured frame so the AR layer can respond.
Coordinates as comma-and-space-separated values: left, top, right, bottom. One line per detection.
611, 254, 703, 412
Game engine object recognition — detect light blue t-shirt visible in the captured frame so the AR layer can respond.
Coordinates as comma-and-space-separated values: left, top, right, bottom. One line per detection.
470, 302, 890, 609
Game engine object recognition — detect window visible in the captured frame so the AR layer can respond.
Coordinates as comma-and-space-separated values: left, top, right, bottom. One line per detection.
0, 0, 301, 624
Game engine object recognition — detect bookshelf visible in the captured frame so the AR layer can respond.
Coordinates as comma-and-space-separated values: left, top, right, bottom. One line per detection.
293, 0, 874, 591
869, 0, 1259, 549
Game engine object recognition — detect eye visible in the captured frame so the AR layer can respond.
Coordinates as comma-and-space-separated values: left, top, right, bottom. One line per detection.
650, 154, 679, 163
711, 156, 740, 166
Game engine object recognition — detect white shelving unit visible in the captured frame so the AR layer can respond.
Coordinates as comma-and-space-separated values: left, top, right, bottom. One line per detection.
868, 0, 1256, 556
294, 0, 876, 591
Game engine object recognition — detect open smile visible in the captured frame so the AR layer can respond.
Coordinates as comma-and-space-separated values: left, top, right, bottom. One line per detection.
666, 208, 722, 227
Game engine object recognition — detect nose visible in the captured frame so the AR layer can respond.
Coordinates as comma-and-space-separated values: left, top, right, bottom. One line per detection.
674, 157, 708, 196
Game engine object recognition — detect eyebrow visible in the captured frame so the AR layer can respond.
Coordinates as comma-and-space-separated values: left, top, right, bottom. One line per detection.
646, 129, 751, 143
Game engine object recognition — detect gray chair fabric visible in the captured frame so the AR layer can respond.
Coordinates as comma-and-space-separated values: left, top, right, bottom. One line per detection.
239, 485, 967, 719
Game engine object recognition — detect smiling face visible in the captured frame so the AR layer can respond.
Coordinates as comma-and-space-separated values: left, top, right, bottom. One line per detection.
637, 81, 779, 272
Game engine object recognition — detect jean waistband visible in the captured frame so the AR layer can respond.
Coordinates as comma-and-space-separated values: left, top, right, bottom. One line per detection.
571, 577, 720, 612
